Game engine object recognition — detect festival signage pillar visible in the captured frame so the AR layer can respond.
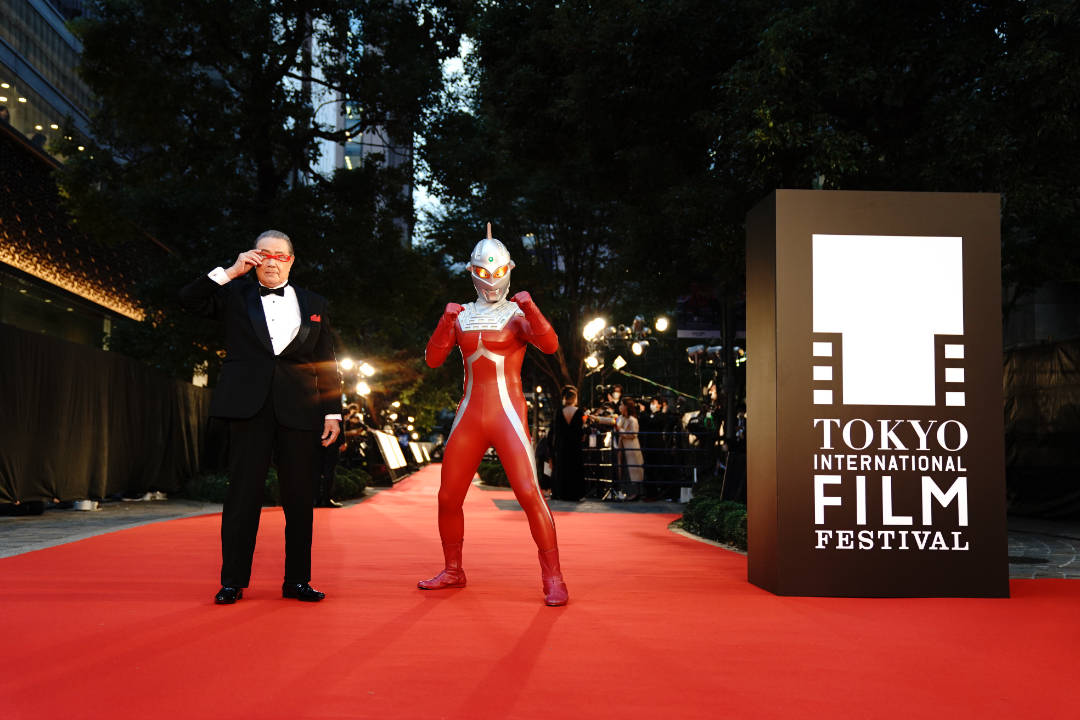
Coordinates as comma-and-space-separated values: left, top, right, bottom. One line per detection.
745, 190, 1008, 597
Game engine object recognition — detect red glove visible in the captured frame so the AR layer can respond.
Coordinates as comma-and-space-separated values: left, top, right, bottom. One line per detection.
427, 303, 464, 368
511, 291, 558, 354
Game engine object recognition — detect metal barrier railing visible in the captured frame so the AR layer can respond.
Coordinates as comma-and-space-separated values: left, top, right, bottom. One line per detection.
581, 429, 724, 497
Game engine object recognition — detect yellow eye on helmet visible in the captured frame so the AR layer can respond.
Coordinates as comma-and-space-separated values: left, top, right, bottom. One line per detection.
492, 264, 509, 279
473, 266, 490, 279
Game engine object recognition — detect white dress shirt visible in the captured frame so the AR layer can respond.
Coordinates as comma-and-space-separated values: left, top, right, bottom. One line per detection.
209, 267, 300, 354
209, 267, 340, 421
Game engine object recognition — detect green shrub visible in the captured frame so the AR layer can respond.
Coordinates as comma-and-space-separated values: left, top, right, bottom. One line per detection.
263, 467, 281, 506
187, 464, 371, 506
335, 466, 371, 499
680, 496, 747, 550
476, 460, 510, 487
186, 473, 230, 503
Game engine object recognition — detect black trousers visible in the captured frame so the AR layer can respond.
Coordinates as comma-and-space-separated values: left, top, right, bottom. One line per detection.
221, 395, 319, 587
315, 443, 339, 504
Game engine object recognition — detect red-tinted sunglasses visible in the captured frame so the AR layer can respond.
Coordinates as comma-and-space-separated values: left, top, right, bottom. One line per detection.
257, 251, 293, 262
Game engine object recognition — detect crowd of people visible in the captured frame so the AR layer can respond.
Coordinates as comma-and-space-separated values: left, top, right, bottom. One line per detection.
543, 383, 722, 503
323, 380, 743, 508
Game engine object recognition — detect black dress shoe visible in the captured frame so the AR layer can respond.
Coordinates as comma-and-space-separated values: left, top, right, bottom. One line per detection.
215, 586, 243, 604
282, 582, 325, 602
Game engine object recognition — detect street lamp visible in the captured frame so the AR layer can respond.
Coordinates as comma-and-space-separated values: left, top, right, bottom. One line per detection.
340, 357, 355, 371
655, 316, 669, 332
359, 362, 376, 377
356, 381, 371, 396
612, 355, 627, 371
582, 317, 606, 341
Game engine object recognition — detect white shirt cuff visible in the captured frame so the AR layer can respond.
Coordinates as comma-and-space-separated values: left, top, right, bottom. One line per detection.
325, 414, 343, 421
208, 267, 231, 285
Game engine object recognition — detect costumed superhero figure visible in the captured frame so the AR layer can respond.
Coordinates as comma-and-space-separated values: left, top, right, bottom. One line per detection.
419, 227, 568, 606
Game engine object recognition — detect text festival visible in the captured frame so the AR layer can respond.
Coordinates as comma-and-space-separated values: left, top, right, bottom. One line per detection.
810, 419, 970, 552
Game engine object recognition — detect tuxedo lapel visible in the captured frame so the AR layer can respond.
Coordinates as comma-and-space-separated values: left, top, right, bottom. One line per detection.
242, 281, 275, 353
281, 286, 313, 355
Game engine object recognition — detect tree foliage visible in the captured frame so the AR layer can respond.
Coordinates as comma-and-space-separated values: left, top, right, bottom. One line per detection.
421, 0, 1080, 398
55, 0, 1080, 425
711, 0, 1080, 302
56, 0, 466, 424
422, 0, 746, 391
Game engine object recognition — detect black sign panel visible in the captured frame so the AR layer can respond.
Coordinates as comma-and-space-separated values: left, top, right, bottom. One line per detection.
746, 190, 1008, 597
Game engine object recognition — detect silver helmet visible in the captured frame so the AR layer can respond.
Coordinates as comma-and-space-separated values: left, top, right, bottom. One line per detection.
468, 236, 515, 304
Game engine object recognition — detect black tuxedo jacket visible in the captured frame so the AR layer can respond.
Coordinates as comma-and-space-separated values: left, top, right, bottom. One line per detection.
180, 274, 341, 431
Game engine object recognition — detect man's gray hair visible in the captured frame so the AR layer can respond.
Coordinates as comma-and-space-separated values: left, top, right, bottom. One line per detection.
256, 229, 294, 256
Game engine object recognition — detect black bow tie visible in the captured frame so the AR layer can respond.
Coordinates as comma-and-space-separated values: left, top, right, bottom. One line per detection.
259, 284, 287, 297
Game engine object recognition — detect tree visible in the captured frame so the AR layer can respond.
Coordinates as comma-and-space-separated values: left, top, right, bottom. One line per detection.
421, 0, 1080, 444
422, 0, 748, 394
710, 0, 1080, 301
55, 0, 467, 430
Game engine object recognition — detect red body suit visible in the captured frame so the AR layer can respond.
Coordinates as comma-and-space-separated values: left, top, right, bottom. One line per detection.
425, 299, 559, 550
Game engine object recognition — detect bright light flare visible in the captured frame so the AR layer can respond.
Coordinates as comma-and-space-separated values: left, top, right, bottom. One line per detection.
582, 317, 606, 341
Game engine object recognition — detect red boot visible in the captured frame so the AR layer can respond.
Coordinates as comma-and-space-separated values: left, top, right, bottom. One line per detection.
538, 548, 569, 606
418, 541, 466, 590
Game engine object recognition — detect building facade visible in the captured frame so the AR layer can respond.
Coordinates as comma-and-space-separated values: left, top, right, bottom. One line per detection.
0, 0, 92, 152
0, 1, 149, 348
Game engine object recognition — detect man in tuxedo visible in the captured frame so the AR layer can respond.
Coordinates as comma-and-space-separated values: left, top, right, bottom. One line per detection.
180, 230, 341, 604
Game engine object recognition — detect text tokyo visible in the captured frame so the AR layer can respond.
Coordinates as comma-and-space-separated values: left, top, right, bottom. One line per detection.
813, 418, 969, 452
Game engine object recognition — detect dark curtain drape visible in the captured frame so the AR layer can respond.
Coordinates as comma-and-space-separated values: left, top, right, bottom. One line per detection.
0, 323, 211, 502
1003, 339, 1080, 518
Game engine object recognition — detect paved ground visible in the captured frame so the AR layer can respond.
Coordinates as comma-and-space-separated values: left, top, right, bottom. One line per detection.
3, 488, 1078, 578
0, 498, 225, 559
0, 495, 367, 559
1006, 515, 1080, 579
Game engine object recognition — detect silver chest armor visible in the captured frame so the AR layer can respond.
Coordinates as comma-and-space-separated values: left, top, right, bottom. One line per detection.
456, 300, 523, 332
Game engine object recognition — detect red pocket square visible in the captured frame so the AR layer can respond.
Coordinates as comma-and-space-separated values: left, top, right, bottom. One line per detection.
310, 314, 321, 322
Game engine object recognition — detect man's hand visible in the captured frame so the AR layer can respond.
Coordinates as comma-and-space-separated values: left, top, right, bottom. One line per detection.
443, 302, 465, 318
510, 291, 533, 307
225, 250, 265, 280
321, 419, 341, 447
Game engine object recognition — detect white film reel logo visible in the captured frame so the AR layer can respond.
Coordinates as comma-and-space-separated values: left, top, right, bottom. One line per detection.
811, 234, 964, 407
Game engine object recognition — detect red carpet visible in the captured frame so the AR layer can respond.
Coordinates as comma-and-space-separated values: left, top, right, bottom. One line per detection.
1, 463, 1075, 719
